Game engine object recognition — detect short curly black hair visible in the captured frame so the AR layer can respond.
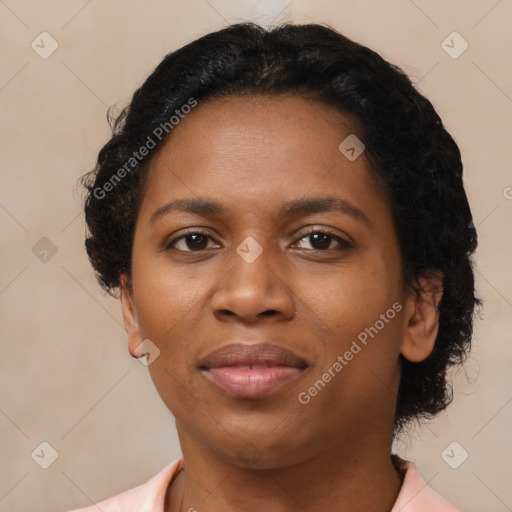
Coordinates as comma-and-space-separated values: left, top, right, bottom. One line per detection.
81, 21, 482, 437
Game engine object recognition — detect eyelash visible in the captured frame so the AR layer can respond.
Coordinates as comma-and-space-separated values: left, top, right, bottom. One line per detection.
165, 228, 353, 253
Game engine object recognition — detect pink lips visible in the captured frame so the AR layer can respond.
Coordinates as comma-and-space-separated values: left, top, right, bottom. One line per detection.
199, 343, 308, 399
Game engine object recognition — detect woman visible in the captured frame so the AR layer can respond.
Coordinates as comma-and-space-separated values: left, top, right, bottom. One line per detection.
65, 21, 480, 512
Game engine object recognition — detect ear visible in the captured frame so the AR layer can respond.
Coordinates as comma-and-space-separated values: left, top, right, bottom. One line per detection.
120, 274, 142, 357
400, 270, 444, 363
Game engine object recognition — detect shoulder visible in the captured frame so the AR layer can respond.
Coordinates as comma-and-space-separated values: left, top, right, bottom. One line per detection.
62, 455, 460, 512
391, 455, 461, 512
61, 458, 184, 512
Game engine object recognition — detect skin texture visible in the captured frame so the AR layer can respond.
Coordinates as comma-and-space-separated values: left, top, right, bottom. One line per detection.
120, 94, 443, 512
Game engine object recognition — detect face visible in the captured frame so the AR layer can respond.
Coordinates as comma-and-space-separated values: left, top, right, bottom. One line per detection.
120, 94, 441, 469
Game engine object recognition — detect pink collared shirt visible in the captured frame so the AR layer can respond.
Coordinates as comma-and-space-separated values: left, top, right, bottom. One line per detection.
63, 456, 460, 511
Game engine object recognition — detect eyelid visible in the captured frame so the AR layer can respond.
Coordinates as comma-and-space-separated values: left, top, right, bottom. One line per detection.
292, 226, 354, 248
163, 228, 216, 251
164, 226, 353, 252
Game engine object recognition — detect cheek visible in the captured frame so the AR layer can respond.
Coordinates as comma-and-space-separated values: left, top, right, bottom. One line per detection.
303, 260, 403, 386
308, 260, 399, 333
132, 252, 208, 338
300, 310, 403, 425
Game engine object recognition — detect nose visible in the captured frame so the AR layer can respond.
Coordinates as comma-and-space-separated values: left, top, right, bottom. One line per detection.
210, 241, 296, 323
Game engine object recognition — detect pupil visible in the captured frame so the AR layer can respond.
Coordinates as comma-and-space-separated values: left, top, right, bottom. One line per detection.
188, 234, 207, 250
311, 233, 330, 250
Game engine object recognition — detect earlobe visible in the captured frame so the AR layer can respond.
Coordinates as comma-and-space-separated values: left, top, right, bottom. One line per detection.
400, 271, 444, 363
120, 274, 142, 357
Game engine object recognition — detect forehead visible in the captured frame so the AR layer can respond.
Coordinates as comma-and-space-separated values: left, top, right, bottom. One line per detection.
139, 94, 387, 221
158, 93, 364, 158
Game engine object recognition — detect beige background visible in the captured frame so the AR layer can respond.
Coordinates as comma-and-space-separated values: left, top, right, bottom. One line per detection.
1, 1, 511, 511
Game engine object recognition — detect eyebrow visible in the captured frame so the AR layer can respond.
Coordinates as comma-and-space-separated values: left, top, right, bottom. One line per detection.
150, 196, 371, 227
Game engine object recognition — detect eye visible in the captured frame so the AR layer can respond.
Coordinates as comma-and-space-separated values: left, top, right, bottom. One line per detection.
165, 230, 219, 252
165, 228, 353, 253
293, 229, 353, 251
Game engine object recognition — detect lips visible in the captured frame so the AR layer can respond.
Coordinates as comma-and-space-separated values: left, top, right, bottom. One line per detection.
199, 343, 308, 370
199, 343, 308, 398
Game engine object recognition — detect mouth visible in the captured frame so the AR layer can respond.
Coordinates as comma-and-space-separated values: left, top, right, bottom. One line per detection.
198, 343, 309, 399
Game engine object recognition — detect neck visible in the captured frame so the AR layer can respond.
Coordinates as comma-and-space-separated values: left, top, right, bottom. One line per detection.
166, 428, 404, 512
